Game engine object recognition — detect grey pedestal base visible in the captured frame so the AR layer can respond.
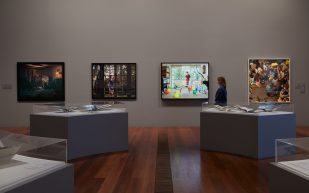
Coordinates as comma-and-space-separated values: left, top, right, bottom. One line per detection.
30, 111, 128, 160
6, 165, 74, 193
270, 163, 309, 193
200, 111, 296, 159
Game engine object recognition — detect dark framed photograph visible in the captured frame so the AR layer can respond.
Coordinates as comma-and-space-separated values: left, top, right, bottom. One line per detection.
17, 62, 65, 102
92, 63, 137, 100
161, 62, 209, 100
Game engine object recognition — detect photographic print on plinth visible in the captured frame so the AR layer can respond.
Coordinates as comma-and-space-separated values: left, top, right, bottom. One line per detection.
92, 63, 137, 99
161, 63, 209, 100
17, 62, 65, 102
248, 58, 290, 103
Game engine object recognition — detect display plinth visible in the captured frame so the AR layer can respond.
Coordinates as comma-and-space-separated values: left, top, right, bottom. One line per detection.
200, 111, 296, 159
30, 109, 128, 160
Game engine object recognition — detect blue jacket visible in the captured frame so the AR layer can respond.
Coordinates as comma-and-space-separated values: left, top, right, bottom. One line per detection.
215, 86, 227, 106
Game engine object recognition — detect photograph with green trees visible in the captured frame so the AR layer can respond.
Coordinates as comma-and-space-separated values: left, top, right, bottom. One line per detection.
92, 63, 136, 99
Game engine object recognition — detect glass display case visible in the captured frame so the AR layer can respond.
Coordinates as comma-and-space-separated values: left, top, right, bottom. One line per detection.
0, 130, 67, 163
0, 131, 68, 192
202, 102, 294, 114
275, 137, 309, 179
33, 101, 127, 114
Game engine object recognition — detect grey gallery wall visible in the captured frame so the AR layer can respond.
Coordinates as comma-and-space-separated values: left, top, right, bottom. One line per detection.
0, 0, 309, 127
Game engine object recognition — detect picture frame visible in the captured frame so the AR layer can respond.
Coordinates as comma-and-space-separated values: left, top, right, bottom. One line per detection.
92, 63, 137, 100
17, 62, 65, 102
161, 62, 210, 100
248, 58, 291, 103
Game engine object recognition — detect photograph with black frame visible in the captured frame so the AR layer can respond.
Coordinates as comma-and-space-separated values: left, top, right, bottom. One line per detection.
92, 63, 137, 100
161, 62, 209, 100
17, 62, 65, 102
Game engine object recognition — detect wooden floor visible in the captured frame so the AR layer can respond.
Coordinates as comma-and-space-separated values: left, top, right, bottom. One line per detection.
1, 127, 309, 193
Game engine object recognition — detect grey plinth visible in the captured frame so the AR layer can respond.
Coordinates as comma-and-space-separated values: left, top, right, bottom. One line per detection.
269, 163, 309, 193
30, 110, 128, 160
200, 111, 296, 159
5, 165, 74, 193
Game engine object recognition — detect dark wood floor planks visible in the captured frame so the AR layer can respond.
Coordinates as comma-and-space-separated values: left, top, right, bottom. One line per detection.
111, 128, 157, 193
168, 127, 202, 193
1, 127, 309, 193
155, 128, 174, 193
71, 128, 158, 193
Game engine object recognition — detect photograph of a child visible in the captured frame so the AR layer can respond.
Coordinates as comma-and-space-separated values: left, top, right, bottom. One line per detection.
92, 63, 136, 99
249, 59, 290, 103
161, 63, 209, 99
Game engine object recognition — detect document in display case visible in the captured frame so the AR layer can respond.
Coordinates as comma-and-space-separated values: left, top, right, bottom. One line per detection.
202, 102, 294, 114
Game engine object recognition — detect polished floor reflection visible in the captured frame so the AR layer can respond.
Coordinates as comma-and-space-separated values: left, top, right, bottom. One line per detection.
1, 127, 308, 193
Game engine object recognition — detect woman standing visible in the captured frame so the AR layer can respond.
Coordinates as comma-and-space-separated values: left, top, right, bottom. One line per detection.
215, 76, 227, 106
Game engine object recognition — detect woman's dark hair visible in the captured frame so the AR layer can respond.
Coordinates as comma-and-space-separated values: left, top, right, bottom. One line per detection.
217, 76, 226, 87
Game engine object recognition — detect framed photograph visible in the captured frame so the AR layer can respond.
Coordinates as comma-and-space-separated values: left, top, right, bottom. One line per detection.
161, 62, 209, 100
17, 62, 65, 102
92, 63, 137, 100
248, 58, 290, 103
